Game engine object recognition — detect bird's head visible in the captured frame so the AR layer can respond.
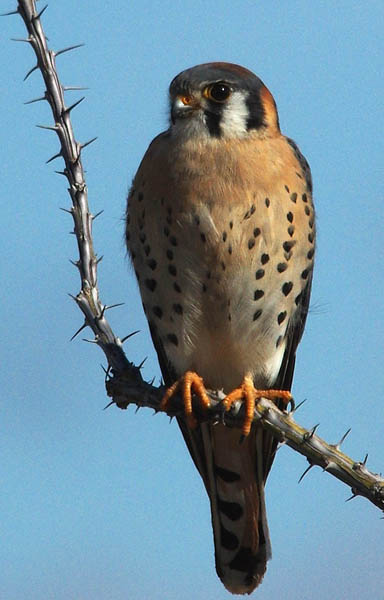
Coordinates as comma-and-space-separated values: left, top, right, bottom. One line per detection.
169, 62, 280, 140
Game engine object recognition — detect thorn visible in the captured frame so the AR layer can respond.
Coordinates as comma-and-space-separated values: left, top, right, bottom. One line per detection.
149, 376, 156, 386
70, 322, 87, 341
80, 136, 97, 150
138, 357, 147, 369
68, 292, 79, 303
55, 171, 67, 176
291, 398, 307, 413
24, 95, 46, 105
169, 416, 174, 423
104, 302, 125, 311
65, 96, 85, 113
345, 492, 358, 503
298, 463, 315, 483
55, 43, 85, 57
46, 151, 62, 164
303, 424, 319, 441
36, 124, 58, 131
96, 255, 103, 265
121, 330, 140, 343
63, 85, 89, 92
24, 64, 39, 81
1, 9, 19, 17
334, 427, 351, 450
100, 364, 109, 375
82, 338, 98, 344
69, 259, 80, 269
60, 207, 73, 214
35, 4, 48, 19
362, 453, 368, 466
135, 406, 141, 414
92, 210, 104, 220
11, 37, 31, 43
103, 400, 115, 410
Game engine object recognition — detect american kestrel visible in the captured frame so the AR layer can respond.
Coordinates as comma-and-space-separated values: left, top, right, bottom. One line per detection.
126, 62, 314, 594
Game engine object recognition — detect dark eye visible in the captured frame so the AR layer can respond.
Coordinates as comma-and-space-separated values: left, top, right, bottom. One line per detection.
204, 82, 232, 103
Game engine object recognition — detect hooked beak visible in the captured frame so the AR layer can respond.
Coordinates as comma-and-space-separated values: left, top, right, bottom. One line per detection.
171, 94, 200, 123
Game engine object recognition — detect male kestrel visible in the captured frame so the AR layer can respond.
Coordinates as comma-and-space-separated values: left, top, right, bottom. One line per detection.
126, 63, 315, 595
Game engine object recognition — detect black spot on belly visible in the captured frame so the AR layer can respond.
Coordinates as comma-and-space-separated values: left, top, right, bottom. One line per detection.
248, 238, 255, 250
277, 262, 288, 273
287, 211, 294, 223
200, 233, 206, 243
220, 525, 239, 551
167, 333, 178, 346
253, 309, 263, 321
153, 306, 163, 319
254, 289, 264, 301
166, 249, 174, 260
145, 278, 157, 292
283, 240, 295, 252
255, 268, 265, 280
265, 197, 270, 207
290, 192, 297, 203
170, 236, 178, 246
147, 258, 157, 270
277, 311, 287, 324
173, 282, 182, 293
261, 253, 269, 265
168, 264, 177, 276
218, 498, 243, 521
301, 269, 309, 280
215, 465, 241, 482
253, 227, 261, 238
222, 231, 227, 242
173, 303, 183, 315
282, 281, 293, 296
307, 248, 315, 260
287, 225, 295, 237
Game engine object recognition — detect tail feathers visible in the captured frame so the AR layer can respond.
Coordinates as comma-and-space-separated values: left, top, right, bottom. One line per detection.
201, 424, 271, 595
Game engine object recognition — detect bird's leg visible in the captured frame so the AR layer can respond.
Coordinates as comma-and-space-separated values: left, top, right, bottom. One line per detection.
160, 371, 211, 429
223, 375, 292, 437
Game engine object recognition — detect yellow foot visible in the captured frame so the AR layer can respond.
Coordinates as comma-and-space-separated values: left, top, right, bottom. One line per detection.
223, 375, 292, 437
159, 371, 211, 429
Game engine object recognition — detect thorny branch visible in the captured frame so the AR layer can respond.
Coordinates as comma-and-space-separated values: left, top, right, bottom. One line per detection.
9, 0, 384, 514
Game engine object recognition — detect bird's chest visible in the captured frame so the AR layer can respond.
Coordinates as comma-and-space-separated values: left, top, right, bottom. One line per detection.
128, 183, 312, 388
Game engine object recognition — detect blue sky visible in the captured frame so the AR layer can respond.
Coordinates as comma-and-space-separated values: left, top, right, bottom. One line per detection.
1, 1, 383, 598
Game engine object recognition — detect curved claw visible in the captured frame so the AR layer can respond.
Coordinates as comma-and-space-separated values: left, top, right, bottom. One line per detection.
223, 376, 293, 437
160, 371, 210, 428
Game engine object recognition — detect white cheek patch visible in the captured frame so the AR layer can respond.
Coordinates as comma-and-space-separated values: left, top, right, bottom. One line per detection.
220, 91, 249, 138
